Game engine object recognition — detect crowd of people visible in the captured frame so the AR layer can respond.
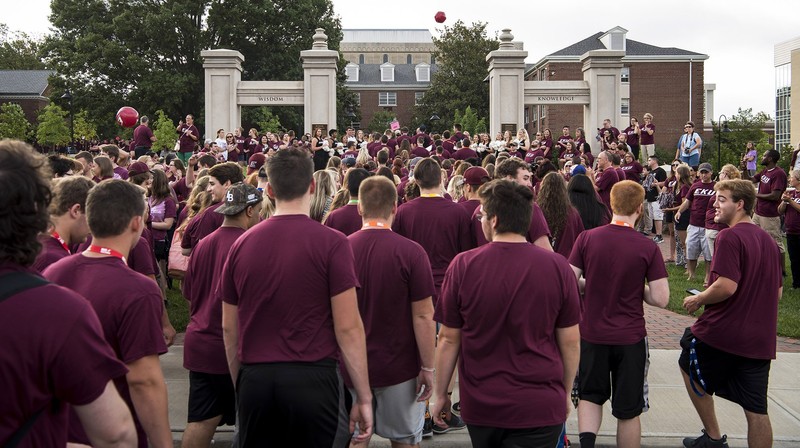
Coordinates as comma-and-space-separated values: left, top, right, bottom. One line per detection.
0, 108, 786, 448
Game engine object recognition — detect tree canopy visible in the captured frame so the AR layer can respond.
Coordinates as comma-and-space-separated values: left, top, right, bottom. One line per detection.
702, 108, 773, 171
413, 21, 498, 133
0, 23, 46, 70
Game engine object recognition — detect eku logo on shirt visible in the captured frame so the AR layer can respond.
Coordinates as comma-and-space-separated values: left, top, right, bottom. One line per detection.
694, 188, 715, 196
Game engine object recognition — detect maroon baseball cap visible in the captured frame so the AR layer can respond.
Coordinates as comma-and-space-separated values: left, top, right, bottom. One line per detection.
461, 166, 491, 186
247, 153, 266, 175
127, 161, 152, 177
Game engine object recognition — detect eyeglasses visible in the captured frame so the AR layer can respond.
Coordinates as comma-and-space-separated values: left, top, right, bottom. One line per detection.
671, 164, 679, 167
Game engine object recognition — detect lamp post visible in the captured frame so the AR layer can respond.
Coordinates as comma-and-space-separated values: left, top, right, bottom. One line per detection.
61, 90, 74, 153
716, 114, 731, 172
345, 108, 356, 129
429, 114, 440, 133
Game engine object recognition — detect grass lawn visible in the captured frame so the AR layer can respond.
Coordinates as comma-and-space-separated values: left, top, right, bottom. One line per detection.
663, 255, 800, 339
163, 258, 800, 339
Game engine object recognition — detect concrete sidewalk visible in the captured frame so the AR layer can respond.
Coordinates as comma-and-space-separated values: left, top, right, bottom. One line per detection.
162, 346, 800, 447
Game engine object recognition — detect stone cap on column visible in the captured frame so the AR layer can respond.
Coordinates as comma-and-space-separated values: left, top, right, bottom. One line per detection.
301, 28, 339, 66
201, 49, 244, 70
486, 29, 527, 66
580, 49, 625, 71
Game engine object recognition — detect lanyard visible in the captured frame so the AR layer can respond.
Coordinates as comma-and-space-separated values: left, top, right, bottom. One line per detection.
610, 220, 633, 228
362, 221, 391, 230
420, 194, 442, 198
51, 231, 70, 254
348, 199, 359, 205
86, 245, 127, 264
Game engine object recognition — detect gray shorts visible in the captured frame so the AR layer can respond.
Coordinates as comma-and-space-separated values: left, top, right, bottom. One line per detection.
350, 378, 425, 444
687, 224, 711, 261
647, 200, 664, 221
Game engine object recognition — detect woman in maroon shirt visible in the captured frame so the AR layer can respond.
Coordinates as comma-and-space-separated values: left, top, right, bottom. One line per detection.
779, 169, 800, 288
623, 117, 641, 161
537, 172, 584, 257
540, 128, 554, 160
662, 164, 693, 267
659, 160, 680, 262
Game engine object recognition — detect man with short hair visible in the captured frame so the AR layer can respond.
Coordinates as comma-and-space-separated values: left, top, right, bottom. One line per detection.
432, 179, 581, 447
589, 151, 619, 212
347, 176, 436, 447
751, 149, 787, 274
133, 115, 157, 158
569, 180, 669, 448
181, 162, 244, 255
177, 114, 200, 165
221, 148, 373, 446
459, 166, 491, 217
475, 158, 552, 250
48, 154, 77, 177
453, 138, 478, 160
0, 140, 136, 447
33, 176, 94, 272
681, 179, 782, 448
556, 125, 572, 153
44, 179, 172, 448
644, 156, 667, 243
676, 162, 716, 281
181, 183, 262, 448
325, 168, 372, 236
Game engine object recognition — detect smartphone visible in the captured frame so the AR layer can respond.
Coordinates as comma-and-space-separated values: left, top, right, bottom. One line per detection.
686, 288, 702, 295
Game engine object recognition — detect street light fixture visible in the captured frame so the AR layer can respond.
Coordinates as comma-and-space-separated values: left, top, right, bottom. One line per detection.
429, 114, 440, 133
716, 114, 731, 172
61, 90, 74, 153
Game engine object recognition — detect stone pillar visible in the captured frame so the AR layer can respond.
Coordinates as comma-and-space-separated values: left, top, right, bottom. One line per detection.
486, 29, 527, 137
300, 28, 339, 135
581, 50, 624, 154
202, 49, 244, 140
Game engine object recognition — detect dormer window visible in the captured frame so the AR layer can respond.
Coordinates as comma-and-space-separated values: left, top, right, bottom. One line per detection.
415, 63, 430, 82
345, 63, 359, 82
381, 62, 395, 82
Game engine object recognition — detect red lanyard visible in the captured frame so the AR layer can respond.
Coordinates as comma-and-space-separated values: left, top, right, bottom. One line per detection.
51, 231, 70, 254
611, 220, 633, 228
420, 194, 442, 198
362, 221, 391, 230
86, 245, 127, 263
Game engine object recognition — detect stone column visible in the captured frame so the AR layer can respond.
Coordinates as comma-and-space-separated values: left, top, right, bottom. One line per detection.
202, 49, 244, 140
581, 50, 624, 154
300, 28, 339, 135
486, 29, 527, 137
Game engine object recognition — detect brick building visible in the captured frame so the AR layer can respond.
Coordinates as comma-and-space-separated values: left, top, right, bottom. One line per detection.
0, 70, 53, 125
524, 27, 711, 150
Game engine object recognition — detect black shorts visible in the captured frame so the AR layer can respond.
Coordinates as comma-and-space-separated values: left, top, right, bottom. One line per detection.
187, 371, 236, 425
237, 359, 350, 447
579, 338, 648, 419
663, 211, 674, 224
675, 210, 690, 231
678, 328, 771, 414
153, 239, 169, 260
467, 423, 563, 448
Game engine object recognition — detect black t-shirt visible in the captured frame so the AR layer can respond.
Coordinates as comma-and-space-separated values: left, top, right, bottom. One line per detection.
645, 167, 667, 202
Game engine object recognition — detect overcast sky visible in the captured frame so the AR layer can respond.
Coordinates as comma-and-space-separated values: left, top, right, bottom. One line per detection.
4, 0, 795, 121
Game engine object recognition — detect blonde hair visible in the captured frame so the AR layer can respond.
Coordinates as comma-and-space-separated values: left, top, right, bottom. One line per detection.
447, 175, 465, 202
310, 170, 336, 222
720, 164, 741, 180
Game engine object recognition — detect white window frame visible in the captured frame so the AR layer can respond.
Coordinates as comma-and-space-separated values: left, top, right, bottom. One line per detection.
621, 98, 630, 115
415, 92, 424, 105
379, 92, 397, 106
621, 67, 630, 83
380, 63, 395, 82
415, 63, 430, 82
345, 63, 359, 82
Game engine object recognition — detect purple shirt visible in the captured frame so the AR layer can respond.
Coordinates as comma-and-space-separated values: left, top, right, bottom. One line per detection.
784, 190, 800, 234
453, 147, 478, 160
324, 204, 363, 236
692, 223, 781, 359
32, 235, 71, 273
181, 202, 225, 250
755, 167, 787, 217
686, 181, 716, 228
132, 124, 154, 149
596, 169, 619, 212
640, 124, 655, 146
178, 124, 199, 153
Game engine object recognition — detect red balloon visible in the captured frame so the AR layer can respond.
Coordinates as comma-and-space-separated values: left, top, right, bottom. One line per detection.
116, 106, 139, 128
434, 11, 446, 23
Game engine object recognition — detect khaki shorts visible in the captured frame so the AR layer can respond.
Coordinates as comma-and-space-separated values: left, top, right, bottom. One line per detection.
752, 214, 785, 253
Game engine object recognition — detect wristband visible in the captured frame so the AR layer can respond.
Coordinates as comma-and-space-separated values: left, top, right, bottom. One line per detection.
421, 366, 435, 372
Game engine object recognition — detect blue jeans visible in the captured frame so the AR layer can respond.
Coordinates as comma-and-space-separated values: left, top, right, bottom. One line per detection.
680, 152, 699, 168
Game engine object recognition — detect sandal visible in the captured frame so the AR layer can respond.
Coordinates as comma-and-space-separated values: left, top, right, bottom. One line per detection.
665, 258, 675, 263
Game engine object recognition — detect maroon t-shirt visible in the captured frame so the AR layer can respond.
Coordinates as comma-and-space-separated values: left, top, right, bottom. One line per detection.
435, 242, 581, 428
755, 167, 787, 217
442, 140, 455, 153
595, 169, 619, 212
346, 229, 435, 387
178, 124, 199, 153
132, 124, 154, 149
540, 138, 554, 157
43, 255, 167, 447
471, 201, 551, 248
686, 180, 716, 228
620, 162, 642, 182
172, 177, 190, 203
623, 126, 640, 146
183, 226, 245, 374
525, 149, 545, 164
220, 215, 359, 364
569, 224, 668, 345
113, 166, 129, 180
459, 198, 481, 217
640, 124, 655, 145
393, 196, 473, 299
692, 223, 782, 359
554, 207, 585, 259
784, 190, 800, 234
32, 235, 71, 273
181, 202, 225, 250
77, 235, 157, 277
614, 167, 626, 183
0, 263, 127, 447
411, 146, 429, 159
324, 204, 362, 236
453, 148, 478, 160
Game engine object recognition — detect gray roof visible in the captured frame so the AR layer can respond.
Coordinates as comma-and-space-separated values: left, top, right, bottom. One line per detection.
548, 32, 706, 57
0, 70, 53, 96
342, 29, 433, 44
345, 63, 438, 86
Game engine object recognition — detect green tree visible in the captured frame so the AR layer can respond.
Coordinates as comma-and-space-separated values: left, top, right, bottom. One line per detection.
72, 110, 97, 141
152, 110, 177, 152
366, 111, 396, 133
453, 106, 487, 136
36, 104, 70, 150
0, 23, 46, 70
702, 108, 771, 172
0, 102, 32, 140
413, 21, 499, 132
242, 107, 283, 134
